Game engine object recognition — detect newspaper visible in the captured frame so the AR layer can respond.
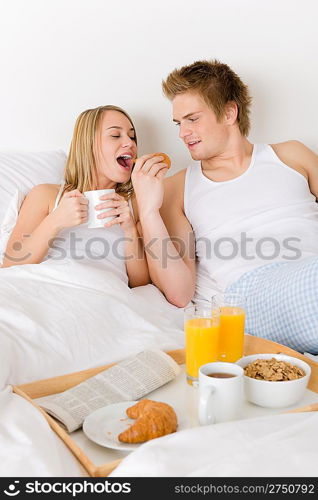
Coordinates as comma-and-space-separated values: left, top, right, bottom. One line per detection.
35, 350, 181, 432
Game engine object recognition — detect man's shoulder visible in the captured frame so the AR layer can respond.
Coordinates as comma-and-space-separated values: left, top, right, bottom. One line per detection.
164, 167, 187, 185
270, 140, 318, 177
164, 168, 187, 196
271, 140, 308, 155
161, 169, 187, 218
271, 140, 317, 163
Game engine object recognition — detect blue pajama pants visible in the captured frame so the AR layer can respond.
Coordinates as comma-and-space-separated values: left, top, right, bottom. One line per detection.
226, 256, 318, 353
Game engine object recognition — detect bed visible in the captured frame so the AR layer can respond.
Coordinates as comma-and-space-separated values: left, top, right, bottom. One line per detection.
0, 150, 184, 476
1, 150, 318, 478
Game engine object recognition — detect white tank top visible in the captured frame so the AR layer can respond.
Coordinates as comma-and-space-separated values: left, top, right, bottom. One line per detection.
43, 182, 133, 284
184, 143, 318, 301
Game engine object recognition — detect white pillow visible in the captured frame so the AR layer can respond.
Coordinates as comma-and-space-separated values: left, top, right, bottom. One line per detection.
0, 190, 25, 264
0, 150, 66, 264
0, 149, 66, 225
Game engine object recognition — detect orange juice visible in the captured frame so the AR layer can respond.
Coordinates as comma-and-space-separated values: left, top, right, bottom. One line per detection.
218, 306, 245, 362
185, 317, 220, 383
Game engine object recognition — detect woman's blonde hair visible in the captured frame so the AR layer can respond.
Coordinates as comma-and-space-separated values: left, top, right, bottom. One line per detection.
162, 60, 252, 136
63, 105, 136, 198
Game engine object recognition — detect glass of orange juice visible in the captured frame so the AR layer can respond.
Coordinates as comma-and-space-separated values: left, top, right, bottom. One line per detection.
184, 302, 220, 385
211, 293, 246, 363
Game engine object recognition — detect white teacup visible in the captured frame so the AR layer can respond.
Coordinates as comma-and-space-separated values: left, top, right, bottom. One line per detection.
198, 362, 244, 425
84, 189, 116, 229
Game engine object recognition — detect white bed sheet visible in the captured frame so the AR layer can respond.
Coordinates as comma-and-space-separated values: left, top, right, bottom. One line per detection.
0, 386, 87, 477
3, 259, 317, 478
111, 412, 318, 477
0, 257, 184, 477
0, 258, 184, 388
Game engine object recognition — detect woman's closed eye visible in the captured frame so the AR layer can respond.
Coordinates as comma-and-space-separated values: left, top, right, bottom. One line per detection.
111, 135, 136, 141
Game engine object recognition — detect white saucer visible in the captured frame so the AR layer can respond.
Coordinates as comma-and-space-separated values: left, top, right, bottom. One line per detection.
83, 400, 188, 451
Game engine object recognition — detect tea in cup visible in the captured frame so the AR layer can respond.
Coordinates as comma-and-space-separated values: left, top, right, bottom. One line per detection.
198, 361, 244, 425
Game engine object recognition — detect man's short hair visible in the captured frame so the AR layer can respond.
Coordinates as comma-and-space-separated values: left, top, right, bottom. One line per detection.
162, 59, 252, 136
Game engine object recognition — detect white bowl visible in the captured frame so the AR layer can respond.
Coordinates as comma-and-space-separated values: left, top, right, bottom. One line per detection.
236, 353, 311, 408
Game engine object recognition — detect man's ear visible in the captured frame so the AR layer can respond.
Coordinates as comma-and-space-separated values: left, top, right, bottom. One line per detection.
224, 101, 238, 125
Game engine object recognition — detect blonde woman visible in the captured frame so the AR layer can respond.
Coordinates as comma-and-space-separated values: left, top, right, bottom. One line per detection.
2, 105, 168, 287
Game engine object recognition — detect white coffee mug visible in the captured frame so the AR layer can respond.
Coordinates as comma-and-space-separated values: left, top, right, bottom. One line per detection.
84, 189, 116, 229
198, 362, 244, 425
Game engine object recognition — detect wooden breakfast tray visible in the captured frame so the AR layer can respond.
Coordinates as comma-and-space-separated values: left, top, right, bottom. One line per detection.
13, 336, 318, 477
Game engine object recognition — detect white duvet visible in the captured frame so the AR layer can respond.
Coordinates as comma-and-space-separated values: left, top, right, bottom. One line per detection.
0, 258, 184, 388
110, 412, 318, 477
0, 258, 185, 476
1, 260, 318, 478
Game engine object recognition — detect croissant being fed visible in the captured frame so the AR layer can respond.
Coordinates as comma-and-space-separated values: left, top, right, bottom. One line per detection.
118, 399, 178, 443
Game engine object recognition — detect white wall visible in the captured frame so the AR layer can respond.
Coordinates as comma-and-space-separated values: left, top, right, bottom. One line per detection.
0, 0, 317, 173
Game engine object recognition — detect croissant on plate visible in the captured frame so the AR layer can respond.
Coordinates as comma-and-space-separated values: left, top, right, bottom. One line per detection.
118, 399, 178, 443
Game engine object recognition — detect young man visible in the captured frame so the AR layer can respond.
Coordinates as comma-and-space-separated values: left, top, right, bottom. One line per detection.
132, 60, 318, 353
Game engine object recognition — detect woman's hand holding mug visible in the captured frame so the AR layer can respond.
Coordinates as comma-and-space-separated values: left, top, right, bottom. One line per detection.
94, 191, 136, 234
52, 189, 88, 230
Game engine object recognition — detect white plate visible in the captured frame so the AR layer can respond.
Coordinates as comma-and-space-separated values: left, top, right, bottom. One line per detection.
83, 400, 188, 451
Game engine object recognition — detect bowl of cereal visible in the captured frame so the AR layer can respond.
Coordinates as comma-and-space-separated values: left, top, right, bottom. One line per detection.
236, 353, 311, 408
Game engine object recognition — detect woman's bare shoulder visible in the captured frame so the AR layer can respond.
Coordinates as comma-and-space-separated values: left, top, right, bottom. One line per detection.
36, 183, 61, 190
28, 183, 61, 194
24, 183, 61, 212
